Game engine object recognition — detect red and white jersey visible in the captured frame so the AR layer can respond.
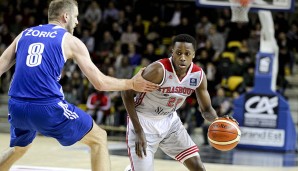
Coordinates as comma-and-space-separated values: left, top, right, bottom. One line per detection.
134, 57, 204, 118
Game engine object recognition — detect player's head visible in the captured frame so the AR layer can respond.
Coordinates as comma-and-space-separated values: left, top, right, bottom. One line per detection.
171, 34, 197, 72
48, 0, 78, 34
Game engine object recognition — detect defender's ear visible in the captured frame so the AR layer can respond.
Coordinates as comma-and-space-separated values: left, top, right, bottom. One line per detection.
63, 13, 69, 22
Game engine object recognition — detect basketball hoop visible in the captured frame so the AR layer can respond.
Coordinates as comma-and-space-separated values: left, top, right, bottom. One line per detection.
229, 0, 252, 22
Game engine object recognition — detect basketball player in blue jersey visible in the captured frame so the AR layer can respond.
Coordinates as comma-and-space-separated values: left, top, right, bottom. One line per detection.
122, 34, 236, 171
0, 0, 159, 171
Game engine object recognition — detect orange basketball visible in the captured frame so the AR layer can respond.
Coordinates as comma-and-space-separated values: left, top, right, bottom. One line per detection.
207, 118, 241, 151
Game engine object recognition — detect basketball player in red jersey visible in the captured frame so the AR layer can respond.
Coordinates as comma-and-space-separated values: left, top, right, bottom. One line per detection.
122, 34, 225, 171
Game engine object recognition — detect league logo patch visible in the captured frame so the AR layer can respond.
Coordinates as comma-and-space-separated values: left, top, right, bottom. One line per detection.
190, 78, 197, 86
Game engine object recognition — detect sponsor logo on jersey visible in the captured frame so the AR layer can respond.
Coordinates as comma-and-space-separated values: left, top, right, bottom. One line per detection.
190, 78, 197, 86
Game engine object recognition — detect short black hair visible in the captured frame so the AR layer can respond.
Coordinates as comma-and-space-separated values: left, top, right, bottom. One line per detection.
172, 34, 197, 50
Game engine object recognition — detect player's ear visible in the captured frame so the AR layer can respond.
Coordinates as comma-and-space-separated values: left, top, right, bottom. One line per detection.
63, 13, 68, 22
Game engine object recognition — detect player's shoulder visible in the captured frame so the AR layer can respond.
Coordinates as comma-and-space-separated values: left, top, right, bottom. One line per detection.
64, 33, 84, 47
191, 63, 203, 73
157, 58, 173, 72
145, 60, 164, 74
157, 58, 170, 65
64, 32, 75, 40
63, 33, 86, 60
141, 60, 165, 85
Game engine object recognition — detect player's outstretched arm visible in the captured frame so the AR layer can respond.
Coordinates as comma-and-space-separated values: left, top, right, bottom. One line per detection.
64, 34, 159, 92
0, 34, 21, 77
195, 72, 218, 122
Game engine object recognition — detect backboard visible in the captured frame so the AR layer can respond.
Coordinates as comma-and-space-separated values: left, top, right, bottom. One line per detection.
196, 0, 295, 11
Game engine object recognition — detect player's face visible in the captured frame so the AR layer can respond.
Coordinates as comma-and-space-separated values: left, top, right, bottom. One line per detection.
65, 6, 79, 34
172, 42, 195, 73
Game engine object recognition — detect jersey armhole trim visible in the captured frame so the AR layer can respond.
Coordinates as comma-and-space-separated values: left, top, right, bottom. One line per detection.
157, 61, 166, 86
15, 31, 23, 53
61, 32, 67, 62
198, 70, 204, 87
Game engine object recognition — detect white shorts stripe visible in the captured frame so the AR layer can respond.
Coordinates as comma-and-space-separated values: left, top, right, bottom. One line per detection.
58, 102, 79, 119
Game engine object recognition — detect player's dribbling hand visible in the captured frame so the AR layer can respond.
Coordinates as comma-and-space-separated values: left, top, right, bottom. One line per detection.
132, 67, 159, 92
217, 115, 239, 125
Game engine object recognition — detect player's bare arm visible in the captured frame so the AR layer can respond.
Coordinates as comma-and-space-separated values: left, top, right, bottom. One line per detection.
195, 72, 218, 122
0, 34, 21, 77
122, 88, 148, 159
121, 62, 164, 158
195, 73, 238, 124
64, 33, 159, 92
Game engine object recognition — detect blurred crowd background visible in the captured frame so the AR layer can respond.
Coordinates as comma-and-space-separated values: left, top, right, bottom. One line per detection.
0, 0, 297, 142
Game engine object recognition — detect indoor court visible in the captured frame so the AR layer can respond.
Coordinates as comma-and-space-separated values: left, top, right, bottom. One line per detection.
1, 133, 297, 171
0, 133, 298, 171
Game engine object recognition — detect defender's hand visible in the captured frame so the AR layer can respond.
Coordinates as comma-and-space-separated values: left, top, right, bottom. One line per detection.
131, 68, 159, 92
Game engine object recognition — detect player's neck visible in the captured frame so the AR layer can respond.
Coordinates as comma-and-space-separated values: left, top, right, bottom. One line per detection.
175, 69, 187, 79
49, 20, 64, 27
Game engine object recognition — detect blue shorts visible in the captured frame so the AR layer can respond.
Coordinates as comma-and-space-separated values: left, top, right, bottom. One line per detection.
8, 98, 93, 147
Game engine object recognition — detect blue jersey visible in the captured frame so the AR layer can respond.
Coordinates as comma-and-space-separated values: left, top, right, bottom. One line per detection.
9, 24, 67, 100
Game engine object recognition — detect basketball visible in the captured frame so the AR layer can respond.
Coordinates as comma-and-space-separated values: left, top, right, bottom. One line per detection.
208, 118, 241, 151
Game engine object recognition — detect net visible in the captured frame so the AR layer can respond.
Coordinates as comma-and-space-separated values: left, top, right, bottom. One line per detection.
229, 0, 252, 22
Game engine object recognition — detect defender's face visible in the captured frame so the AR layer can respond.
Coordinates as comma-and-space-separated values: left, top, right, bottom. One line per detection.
172, 42, 195, 72
66, 6, 79, 34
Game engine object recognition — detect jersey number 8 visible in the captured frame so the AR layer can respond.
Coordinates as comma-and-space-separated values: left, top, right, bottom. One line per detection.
26, 43, 45, 67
